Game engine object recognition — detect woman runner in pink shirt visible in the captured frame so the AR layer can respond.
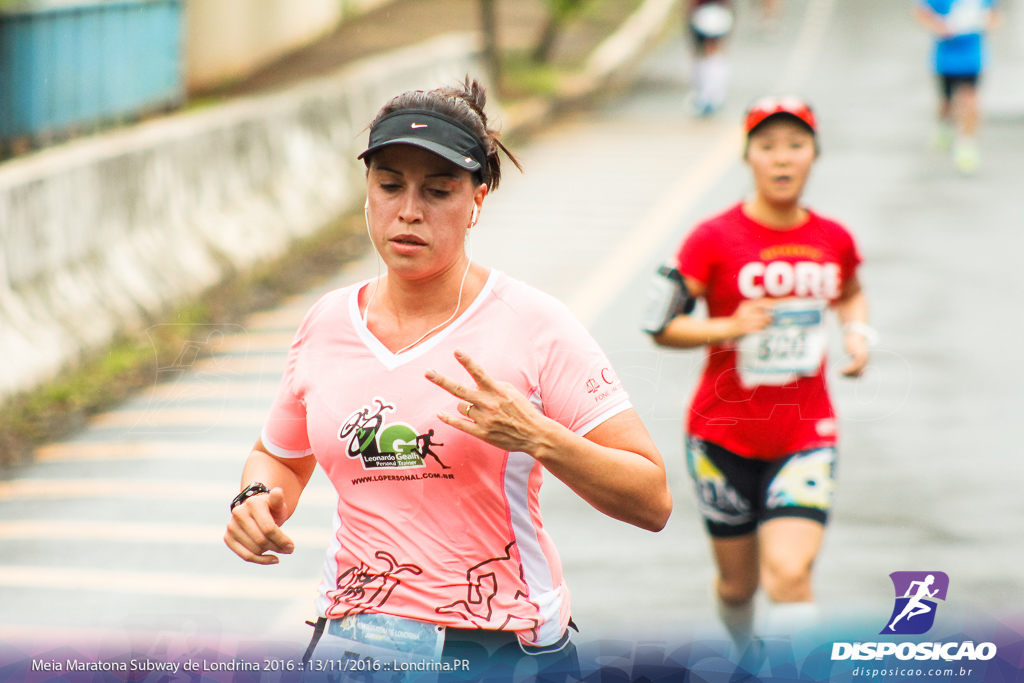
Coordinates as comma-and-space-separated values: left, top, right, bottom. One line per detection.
224, 78, 672, 681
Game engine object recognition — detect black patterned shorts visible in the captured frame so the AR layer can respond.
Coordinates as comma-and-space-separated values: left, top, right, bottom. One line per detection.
685, 436, 836, 538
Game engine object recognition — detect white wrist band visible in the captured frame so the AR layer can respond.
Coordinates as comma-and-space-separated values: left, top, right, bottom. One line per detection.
843, 321, 880, 346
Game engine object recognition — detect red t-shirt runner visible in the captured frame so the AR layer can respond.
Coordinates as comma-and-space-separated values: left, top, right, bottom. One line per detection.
675, 202, 862, 459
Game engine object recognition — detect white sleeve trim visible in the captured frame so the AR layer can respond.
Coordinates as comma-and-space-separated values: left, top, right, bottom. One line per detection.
573, 399, 633, 437
261, 426, 314, 458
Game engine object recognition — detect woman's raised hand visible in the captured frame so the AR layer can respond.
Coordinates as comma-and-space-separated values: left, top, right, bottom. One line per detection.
426, 349, 552, 456
729, 298, 774, 338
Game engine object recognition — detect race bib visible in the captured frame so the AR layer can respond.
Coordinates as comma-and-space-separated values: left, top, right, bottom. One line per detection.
309, 613, 447, 682
736, 299, 828, 387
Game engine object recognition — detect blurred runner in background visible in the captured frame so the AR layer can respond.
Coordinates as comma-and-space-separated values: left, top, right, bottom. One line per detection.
687, 0, 735, 116
914, 0, 1001, 174
647, 97, 875, 654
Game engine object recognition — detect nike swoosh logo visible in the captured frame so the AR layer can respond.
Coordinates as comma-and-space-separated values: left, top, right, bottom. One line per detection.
411, 123, 428, 129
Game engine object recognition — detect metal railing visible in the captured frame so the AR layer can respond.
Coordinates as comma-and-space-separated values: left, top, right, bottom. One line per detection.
0, 0, 183, 154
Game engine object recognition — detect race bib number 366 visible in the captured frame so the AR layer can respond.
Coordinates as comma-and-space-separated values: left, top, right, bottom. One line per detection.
737, 299, 828, 387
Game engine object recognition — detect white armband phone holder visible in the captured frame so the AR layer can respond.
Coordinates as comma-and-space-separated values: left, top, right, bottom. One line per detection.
641, 265, 695, 335
843, 321, 880, 347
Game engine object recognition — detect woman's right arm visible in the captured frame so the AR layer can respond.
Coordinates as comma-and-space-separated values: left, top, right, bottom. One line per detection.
223, 440, 317, 565
652, 276, 772, 348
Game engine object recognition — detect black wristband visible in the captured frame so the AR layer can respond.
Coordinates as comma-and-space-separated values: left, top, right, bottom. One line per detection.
230, 481, 270, 511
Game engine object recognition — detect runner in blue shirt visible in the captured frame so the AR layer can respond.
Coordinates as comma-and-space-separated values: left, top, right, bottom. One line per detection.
913, 0, 1000, 174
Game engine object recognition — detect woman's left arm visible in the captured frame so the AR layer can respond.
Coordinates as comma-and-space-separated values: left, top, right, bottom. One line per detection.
427, 351, 672, 532
832, 274, 872, 377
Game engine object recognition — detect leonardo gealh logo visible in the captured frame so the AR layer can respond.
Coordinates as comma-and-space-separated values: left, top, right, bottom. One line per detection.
338, 398, 449, 470
882, 571, 949, 635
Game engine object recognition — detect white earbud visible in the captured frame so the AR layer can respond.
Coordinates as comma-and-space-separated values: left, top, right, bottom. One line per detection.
471, 204, 480, 227
362, 197, 380, 326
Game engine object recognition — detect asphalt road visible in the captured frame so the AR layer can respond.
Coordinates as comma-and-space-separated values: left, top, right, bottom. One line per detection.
2, 0, 1023, 658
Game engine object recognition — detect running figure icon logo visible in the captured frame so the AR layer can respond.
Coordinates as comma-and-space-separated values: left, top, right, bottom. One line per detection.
338, 398, 449, 470
882, 571, 950, 635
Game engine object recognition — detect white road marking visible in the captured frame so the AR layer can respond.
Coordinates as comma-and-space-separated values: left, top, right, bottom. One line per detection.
566, 125, 743, 326
36, 440, 253, 462
0, 478, 336, 504
89, 407, 267, 429
0, 520, 331, 546
0, 565, 317, 600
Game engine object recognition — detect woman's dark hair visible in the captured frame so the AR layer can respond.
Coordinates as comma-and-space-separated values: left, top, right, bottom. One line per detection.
367, 76, 522, 191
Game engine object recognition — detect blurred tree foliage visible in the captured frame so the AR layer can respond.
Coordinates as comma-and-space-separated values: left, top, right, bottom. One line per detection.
532, 0, 595, 63
479, 0, 502, 90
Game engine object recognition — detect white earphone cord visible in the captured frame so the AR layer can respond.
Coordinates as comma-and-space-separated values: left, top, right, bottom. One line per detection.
362, 202, 476, 355
362, 202, 381, 326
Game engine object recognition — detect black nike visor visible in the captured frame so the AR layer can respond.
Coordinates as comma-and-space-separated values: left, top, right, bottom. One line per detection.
358, 109, 488, 175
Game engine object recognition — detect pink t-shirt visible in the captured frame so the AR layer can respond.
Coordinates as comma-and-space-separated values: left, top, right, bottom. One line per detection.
262, 270, 630, 646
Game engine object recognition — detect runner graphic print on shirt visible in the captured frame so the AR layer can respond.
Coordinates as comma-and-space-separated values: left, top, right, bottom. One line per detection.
339, 398, 449, 470
415, 430, 449, 470
329, 551, 425, 619
437, 541, 543, 641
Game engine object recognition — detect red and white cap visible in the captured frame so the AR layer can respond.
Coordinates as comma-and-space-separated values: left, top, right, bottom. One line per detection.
744, 96, 817, 134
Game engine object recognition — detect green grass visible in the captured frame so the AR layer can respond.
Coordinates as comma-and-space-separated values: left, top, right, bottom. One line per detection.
501, 50, 564, 99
